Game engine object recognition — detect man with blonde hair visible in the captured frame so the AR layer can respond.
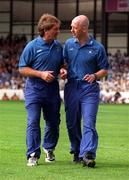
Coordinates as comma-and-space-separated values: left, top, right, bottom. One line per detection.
19, 14, 63, 166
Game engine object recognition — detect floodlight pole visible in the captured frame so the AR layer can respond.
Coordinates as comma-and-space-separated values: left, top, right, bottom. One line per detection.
127, 13, 129, 55
54, 0, 58, 17
31, 0, 35, 40
76, 0, 79, 15
93, 0, 97, 39
10, 0, 13, 43
101, 0, 108, 53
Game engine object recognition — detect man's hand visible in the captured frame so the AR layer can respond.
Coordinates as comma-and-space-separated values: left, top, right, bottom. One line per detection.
83, 74, 96, 83
40, 71, 55, 83
60, 68, 67, 80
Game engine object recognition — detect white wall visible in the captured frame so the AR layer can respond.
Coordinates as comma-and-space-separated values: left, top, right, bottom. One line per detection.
0, 89, 24, 100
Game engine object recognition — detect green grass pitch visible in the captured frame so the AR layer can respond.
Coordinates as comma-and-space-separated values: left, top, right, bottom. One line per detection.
0, 101, 129, 180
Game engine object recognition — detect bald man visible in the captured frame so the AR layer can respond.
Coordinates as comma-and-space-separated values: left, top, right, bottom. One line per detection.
61, 15, 109, 168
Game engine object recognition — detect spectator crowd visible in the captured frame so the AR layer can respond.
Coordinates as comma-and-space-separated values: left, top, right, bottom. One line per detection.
0, 35, 27, 90
0, 36, 129, 103
100, 50, 129, 103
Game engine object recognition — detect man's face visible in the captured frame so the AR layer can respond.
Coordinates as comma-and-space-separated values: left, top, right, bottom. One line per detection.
71, 20, 82, 38
45, 23, 60, 41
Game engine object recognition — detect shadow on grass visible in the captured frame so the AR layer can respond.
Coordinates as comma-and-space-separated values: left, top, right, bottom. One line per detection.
95, 162, 129, 169
38, 160, 129, 169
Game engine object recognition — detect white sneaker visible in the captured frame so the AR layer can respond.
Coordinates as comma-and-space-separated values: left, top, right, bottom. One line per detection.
43, 148, 55, 162
27, 152, 38, 166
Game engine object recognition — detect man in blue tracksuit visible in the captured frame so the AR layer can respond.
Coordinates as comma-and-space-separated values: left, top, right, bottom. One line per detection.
60, 15, 109, 167
19, 14, 63, 166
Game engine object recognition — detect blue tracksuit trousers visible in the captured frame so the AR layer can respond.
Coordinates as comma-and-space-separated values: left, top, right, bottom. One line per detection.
64, 80, 99, 159
25, 78, 61, 159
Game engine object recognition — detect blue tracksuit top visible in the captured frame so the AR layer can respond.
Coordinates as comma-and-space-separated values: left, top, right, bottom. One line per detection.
19, 36, 63, 78
63, 36, 109, 80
